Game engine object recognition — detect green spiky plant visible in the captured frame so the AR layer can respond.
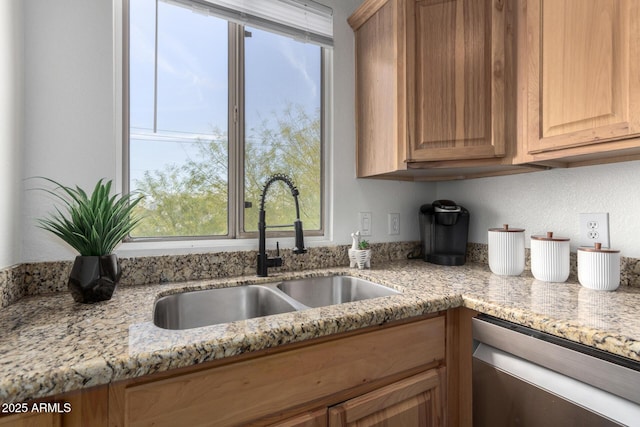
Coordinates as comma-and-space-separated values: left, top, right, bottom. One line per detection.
37, 178, 144, 256
358, 240, 370, 250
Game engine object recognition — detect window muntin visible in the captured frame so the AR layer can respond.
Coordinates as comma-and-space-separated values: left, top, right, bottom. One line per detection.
126, 0, 325, 239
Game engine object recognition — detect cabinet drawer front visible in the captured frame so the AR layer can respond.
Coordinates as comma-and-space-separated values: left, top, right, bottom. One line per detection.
120, 317, 445, 427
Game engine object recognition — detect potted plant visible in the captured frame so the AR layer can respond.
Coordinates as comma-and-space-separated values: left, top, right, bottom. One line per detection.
348, 231, 372, 270
37, 178, 143, 303
358, 239, 370, 250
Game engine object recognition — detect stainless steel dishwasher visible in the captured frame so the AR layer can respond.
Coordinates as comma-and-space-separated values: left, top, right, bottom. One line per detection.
472, 315, 640, 426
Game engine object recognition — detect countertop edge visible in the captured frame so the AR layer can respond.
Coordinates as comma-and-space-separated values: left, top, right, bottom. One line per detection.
2, 261, 640, 405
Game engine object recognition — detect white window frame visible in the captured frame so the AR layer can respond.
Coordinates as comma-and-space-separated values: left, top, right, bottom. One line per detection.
113, 0, 333, 256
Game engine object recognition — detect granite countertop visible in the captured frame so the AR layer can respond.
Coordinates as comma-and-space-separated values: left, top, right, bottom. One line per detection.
2, 260, 640, 404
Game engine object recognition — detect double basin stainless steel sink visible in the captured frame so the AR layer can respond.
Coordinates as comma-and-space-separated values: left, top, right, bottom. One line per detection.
153, 275, 400, 330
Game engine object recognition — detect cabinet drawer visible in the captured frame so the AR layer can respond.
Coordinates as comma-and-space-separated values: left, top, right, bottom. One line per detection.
117, 317, 445, 427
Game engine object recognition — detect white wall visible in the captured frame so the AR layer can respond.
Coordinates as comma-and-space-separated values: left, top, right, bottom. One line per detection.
328, 0, 435, 247
19, 0, 435, 262
21, 0, 117, 262
437, 160, 640, 258
14, 0, 640, 263
0, 0, 23, 269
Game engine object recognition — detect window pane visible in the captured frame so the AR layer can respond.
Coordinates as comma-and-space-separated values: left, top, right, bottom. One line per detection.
243, 27, 322, 233
129, 1, 229, 237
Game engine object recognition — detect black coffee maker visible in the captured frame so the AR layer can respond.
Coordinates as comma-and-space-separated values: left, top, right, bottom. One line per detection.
419, 200, 470, 266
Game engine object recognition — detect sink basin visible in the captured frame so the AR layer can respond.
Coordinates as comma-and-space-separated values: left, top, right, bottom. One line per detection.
153, 285, 298, 330
276, 276, 400, 308
153, 275, 400, 330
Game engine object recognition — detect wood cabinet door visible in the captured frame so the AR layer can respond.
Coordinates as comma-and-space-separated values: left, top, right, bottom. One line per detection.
328, 369, 444, 427
0, 412, 60, 427
524, 0, 640, 154
268, 409, 327, 427
408, 0, 507, 162
350, 0, 409, 177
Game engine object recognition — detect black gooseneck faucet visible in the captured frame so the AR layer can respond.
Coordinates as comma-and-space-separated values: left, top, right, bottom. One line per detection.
257, 174, 306, 277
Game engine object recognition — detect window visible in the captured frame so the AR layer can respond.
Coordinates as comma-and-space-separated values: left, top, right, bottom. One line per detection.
125, 0, 331, 239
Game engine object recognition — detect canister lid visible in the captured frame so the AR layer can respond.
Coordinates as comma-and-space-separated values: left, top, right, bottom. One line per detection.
488, 224, 525, 232
531, 231, 569, 241
577, 242, 620, 253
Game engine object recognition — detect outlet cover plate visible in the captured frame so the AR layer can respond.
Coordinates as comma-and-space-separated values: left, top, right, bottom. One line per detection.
388, 213, 400, 235
579, 212, 610, 248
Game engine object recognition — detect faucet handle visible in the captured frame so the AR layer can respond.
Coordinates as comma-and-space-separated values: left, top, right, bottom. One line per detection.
266, 242, 283, 269
293, 220, 306, 254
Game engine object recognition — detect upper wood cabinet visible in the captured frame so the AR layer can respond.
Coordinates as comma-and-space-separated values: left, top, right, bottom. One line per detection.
516, 0, 640, 164
350, 0, 640, 179
408, 0, 506, 163
349, 0, 407, 177
349, 0, 532, 180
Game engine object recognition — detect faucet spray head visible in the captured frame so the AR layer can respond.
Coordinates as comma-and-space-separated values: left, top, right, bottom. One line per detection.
293, 219, 306, 254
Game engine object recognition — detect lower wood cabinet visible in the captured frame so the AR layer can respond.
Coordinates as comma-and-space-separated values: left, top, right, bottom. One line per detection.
110, 316, 445, 427
0, 308, 477, 427
0, 386, 108, 427
0, 412, 60, 427
268, 408, 328, 427
328, 368, 444, 427
269, 368, 445, 427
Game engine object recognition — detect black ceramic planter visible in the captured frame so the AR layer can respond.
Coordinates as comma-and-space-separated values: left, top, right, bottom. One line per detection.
68, 254, 122, 303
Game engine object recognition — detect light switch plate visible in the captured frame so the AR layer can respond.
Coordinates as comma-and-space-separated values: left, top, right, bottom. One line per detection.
359, 212, 372, 236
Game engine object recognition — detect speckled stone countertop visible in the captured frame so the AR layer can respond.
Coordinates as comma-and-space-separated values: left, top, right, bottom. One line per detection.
2, 260, 640, 404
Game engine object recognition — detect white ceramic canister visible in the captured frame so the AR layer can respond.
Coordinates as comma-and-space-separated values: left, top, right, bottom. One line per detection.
577, 243, 621, 291
488, 224, 525, 276
530, 232, 570, 282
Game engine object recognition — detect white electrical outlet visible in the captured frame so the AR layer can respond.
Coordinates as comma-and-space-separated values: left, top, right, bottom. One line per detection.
388, 213, 400, 235
579, 213, 610, 248
359, 212, 372, 236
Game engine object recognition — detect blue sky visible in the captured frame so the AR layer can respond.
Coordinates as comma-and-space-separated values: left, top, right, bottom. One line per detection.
128, 0, 321, 187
